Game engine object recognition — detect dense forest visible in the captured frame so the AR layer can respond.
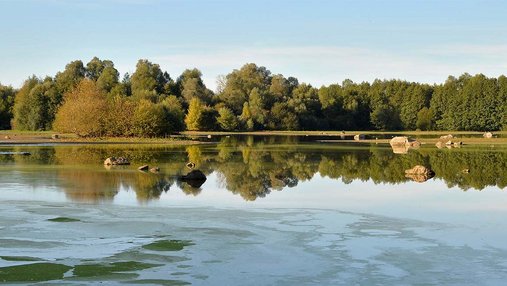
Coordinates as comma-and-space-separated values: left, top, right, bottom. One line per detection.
1, 57, 506, 135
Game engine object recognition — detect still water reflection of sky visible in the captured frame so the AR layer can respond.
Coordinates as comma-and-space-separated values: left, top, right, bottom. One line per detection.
1, 140, 507, 284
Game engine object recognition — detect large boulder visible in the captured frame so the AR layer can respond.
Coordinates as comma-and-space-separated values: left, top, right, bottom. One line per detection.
390, 136, 420, 146
390, 136, 420, 153
405, 165, 435, 182
104, 157, 130, 166
483, 132, 493, 138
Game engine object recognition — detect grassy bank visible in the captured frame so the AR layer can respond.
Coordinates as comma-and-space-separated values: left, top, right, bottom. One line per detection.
0, 131, 202, 145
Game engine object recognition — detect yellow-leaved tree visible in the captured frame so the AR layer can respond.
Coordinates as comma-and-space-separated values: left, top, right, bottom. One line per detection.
53, 79, 107, 137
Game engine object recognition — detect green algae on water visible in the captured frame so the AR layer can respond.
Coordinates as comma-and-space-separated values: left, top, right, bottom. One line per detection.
142, 240, 194, 251
47, 217, 81, 222
73, 261, 161, 278
0, 263, 72, 282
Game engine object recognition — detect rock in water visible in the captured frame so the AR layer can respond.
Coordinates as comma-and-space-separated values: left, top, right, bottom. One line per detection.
104, 157, 130, 165
138, 165, 149, 171
390, 136, 421, 153
354, 134, 365, 141
150, 167, 160, 173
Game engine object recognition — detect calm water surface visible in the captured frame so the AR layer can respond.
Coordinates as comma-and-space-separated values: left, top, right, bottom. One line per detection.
1, 136, 507, 285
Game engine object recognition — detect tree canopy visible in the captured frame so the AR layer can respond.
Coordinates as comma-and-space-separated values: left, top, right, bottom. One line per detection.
3, 58, 507, 133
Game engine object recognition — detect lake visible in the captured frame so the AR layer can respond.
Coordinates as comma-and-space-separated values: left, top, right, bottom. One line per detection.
1, 135, 507, 285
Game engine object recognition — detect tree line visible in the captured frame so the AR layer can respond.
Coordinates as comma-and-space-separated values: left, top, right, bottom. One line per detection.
1, 57, 506, 135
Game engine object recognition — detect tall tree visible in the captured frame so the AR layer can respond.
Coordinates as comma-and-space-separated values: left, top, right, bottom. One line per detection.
55, 60, 86, 93
130, 59, 170, 100
219, 63, 272, 114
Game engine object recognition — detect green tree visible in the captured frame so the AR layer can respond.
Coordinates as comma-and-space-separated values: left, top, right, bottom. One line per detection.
219, 63, 272, 114
12, 76, 41, 130
416, 107, 434, 130
131, 59, 170, 100
0, 84, 15, 129
161, 95, 185, 132
55, 60, 86, 93
185, 98, 217, 131
217, 107, 239, 131
132, 100, 168, 137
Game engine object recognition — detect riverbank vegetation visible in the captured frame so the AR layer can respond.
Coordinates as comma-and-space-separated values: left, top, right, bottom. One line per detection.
1, 57, 506, 136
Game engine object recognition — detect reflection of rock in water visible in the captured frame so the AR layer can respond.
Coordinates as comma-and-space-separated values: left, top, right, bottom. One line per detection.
405, 165, 435, 183
391, 145, 409, 154
178, 170, 207, 188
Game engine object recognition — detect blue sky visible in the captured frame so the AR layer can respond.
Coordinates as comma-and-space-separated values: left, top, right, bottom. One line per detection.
1, 0, 507, 90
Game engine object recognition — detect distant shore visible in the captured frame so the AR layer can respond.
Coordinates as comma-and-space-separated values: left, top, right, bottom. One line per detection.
1, 130, 506, 146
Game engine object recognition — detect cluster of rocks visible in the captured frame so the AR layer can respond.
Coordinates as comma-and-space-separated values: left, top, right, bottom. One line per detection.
103, 157, 130, 165
137, 165, 160, 173
435, 134, 463, 149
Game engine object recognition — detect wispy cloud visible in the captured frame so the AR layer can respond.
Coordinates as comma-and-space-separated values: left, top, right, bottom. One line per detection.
152, 44, 507, 91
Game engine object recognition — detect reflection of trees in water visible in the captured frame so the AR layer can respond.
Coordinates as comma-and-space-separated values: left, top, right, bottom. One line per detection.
2, 137, 507, 202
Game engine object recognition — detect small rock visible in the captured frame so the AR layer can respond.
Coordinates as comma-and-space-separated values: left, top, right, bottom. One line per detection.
462, 168, 470, 173
4, 136, 10, 139
186, 162, 196, 169
149, 167, 160, 173
51, 134, 59, 139
453, 141, 463, 147
138, 165, 149, 171
207, 135, 212, 139
354, 134, 365, 141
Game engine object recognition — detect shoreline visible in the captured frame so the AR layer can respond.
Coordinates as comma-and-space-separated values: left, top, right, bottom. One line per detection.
1, 130, 506, 146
